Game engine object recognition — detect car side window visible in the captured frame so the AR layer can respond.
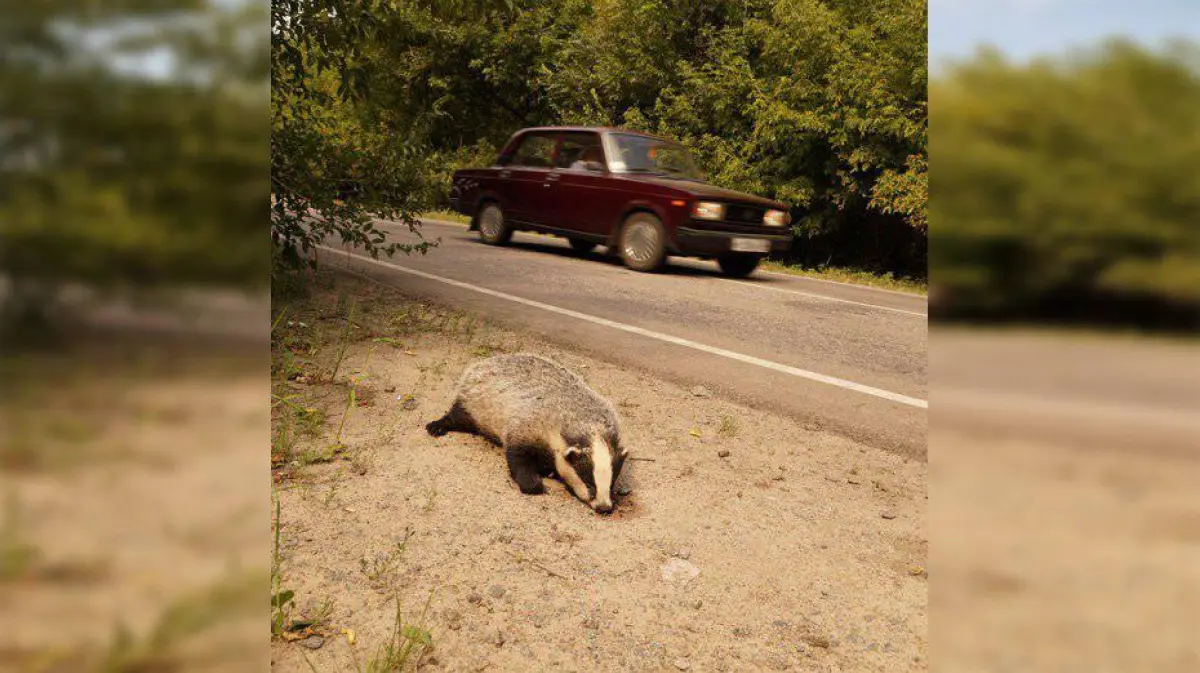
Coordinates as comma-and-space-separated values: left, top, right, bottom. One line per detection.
556, 133, 605, 171
510, 133, 556, 168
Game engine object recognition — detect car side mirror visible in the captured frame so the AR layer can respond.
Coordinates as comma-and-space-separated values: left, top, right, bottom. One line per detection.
583, 161, 606, 173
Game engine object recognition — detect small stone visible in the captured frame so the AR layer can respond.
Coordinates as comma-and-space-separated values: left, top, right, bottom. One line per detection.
384, 385, 396, 393
445, 610, 463, 630
881, 511, 897, 520
773, 619, 789, 628
490, 627, 506, 646
661, 558, 701, 585
772, 474, 785, 482
488, 585, 506, 599
718, 450, 731, 458
300, 635, 325, 650
402, 397, 419, 411
690, 385, 712, 398
467, 592, 483, 605
617, 485, 633, 496
802, 634, 832, 649
675, 549, 692, 560
732, 626, 751, 637
692, 599, 703, 609
674, 658, 692, 670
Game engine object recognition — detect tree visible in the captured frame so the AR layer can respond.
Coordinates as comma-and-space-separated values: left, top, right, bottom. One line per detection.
267, 0, 929, 278
1, 0, 268, 332
930, 40, 1200, 322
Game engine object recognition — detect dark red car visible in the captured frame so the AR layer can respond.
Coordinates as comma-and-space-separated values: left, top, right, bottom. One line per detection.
449, 126, 792, 277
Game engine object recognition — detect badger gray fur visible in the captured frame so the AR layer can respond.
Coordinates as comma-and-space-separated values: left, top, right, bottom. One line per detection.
425, 353, 628, 514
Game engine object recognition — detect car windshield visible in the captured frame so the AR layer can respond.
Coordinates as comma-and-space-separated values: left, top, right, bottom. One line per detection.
604, 133, 705, 181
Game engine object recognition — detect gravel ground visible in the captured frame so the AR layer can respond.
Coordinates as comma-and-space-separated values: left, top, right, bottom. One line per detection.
270, 273, 927, 672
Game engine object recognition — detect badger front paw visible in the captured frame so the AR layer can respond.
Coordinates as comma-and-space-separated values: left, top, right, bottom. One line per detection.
516, 479, 545, 495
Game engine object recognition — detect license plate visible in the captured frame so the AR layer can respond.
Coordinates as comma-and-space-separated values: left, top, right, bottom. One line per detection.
730, 237, 771, 253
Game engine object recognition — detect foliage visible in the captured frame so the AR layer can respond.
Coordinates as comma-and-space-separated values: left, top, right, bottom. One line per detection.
270, 0, 928, 278
0, 0, 268, 297
930, 40, 1200, 324
271, 0, 443, 272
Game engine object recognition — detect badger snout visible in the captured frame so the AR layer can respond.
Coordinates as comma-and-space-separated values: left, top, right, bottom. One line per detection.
592, 500, 614, 515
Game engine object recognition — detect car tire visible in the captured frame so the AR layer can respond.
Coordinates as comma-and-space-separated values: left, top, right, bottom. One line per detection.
717, 253, 762, 278
568, 238, 597, 254
477, 203, 512, 245
618, 212, 668, 272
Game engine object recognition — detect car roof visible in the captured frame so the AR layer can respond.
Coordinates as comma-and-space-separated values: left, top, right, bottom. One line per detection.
515, 126, 674, 142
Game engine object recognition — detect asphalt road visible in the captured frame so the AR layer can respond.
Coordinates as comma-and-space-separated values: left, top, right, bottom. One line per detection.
932, 329, 1200, 458
318, 218, 929, 459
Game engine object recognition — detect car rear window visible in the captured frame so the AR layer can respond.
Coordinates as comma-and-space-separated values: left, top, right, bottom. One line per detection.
510, 133, 556, 168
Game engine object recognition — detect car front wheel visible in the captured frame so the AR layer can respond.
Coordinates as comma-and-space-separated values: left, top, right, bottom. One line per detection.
477, 203, 512, 245
618, 213, 667, 272
717, 253, 762, 278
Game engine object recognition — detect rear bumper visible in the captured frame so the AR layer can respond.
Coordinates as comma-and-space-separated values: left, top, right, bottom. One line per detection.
673, 226, 793, 257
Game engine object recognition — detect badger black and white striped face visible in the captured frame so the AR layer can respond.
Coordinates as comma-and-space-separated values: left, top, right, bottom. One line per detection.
563, 436, 628, 514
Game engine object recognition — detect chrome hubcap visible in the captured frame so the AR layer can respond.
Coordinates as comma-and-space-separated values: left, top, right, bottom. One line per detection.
480, 207, 502, 239
623, 221, 658, 263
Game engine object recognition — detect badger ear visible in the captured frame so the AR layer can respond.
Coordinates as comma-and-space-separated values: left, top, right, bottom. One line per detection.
564, 446, 583, 458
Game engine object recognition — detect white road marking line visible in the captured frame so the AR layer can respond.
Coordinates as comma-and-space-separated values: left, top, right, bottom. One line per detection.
934, 388, 1200, 433
728, 280, 926, 317
318, 245, 929, 409
407, 218, 926, 317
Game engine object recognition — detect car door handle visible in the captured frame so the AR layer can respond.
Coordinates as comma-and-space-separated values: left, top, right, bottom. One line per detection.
544, 173, 561, 184
500, 170, 512, 178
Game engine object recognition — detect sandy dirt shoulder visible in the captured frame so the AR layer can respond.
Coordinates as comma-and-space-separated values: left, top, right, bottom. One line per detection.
3, 340, 267, 672
270, 271, 927, 672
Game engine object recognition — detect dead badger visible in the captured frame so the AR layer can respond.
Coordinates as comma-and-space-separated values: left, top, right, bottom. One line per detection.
426, 353, 628, 514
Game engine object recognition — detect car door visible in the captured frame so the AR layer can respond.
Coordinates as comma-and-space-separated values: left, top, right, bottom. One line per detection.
547, 131, 618, 238
502, 131, 557, 225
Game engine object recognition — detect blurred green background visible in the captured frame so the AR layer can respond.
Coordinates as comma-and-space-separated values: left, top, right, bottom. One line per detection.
931, 40, 1199, 329
1, 0, 267, 339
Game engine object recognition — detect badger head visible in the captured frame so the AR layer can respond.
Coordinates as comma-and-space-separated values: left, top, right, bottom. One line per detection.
563, 435, 628, 514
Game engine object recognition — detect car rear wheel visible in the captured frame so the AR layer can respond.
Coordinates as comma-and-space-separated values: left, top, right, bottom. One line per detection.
717, 253, 762, 278
567, 238, 596, 254
618, 213, 667, 272
477, 203, 512, 245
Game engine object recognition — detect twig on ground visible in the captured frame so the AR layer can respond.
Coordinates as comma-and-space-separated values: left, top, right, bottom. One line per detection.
507, 551, 573, 581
